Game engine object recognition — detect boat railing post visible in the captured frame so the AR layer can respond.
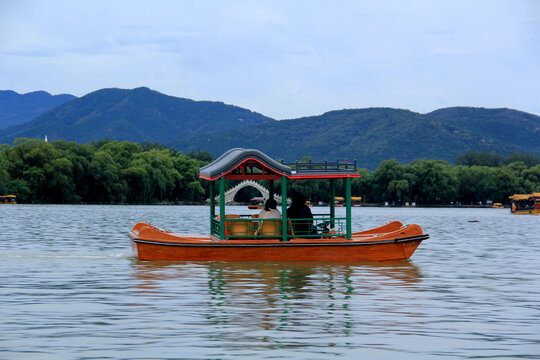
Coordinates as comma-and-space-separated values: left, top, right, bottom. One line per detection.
210, 181, 215, 231
219, 176, 226, 240
281, 175, 288, 242
330, 179, 335, 229
346, 177, 352, 239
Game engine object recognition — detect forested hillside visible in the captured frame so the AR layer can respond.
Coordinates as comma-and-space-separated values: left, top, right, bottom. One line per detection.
0, 90, 76, 129
0, 87, 274, 144
173, 107, 540, 170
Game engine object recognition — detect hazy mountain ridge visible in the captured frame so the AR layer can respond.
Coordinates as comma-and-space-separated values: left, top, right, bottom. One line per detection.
0, 87, 275, 143
0, 90, 77, 129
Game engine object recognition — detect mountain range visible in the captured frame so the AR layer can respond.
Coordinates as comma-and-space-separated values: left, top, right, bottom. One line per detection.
0, 90, 77, 130
172, 107, 540, 169
0, 87, 273, 144
1, 87, 539, 169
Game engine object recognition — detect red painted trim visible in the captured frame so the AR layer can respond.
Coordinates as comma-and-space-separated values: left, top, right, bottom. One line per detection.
226, 174, 282, 180
290, 174, 361, 179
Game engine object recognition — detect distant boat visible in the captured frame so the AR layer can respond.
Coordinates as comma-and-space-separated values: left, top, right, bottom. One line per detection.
492, 203, 504, 209
0, 195, 17, 204
351, 196, 362, 207
248, 197, 265, 209
335, 196, 361, 207
509, 193, 540, 215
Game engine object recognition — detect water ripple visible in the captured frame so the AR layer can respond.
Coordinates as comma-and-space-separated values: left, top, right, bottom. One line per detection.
1, 205, 539, 359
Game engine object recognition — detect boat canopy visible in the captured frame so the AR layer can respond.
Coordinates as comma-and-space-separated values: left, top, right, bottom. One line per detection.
199, 148, 360, 181
509, 193, 540, 200
201, 148, 360, 241
199, 148, 291, 181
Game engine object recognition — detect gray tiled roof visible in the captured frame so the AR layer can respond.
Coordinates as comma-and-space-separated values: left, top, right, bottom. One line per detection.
199, 148, 292, 180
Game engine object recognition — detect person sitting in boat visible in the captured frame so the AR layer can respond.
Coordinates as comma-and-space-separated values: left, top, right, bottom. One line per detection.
287, 192, 314, 235
258, 198, 281, 220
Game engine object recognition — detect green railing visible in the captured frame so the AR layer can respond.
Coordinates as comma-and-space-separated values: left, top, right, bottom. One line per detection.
211, 214, 346, 240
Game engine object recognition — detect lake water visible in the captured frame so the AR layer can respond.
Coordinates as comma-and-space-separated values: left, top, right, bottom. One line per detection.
1, 205, 539, 359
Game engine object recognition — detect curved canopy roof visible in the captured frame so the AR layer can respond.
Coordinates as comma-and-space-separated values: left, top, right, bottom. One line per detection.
199, 148, 292, 181
509, 192, 540, 200
199, 148, 360, 181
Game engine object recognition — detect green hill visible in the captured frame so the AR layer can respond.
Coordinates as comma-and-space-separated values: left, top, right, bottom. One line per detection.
1, 86, 538, 170
0, 90, 76, 130
0, 87, 274, 144
172, 107, 540, 169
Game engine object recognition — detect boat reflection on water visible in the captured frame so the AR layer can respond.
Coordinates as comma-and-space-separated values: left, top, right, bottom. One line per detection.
130, 260, 423, 337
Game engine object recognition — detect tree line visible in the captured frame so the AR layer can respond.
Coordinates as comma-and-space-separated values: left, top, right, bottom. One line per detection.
348, 150, 540, 205
1, 140, 539, 205
281, 151, 540, 206
0, 139, 206, 204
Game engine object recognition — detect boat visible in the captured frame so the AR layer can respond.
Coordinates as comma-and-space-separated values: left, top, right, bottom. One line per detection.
0, 195, 17, 204
129, 148, 429, 261
492, 203, 504, 209
509, 193, 540, 215
248, 197, 265, 209
351, 196, 362, 207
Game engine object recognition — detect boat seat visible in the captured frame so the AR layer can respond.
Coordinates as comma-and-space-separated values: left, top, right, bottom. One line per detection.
253, 220, 295, 239
227, 219, 255, 239
255, 220, 282, 237
222, 214, 241, 237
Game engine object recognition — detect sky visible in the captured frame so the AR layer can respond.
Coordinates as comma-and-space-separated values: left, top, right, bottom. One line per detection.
1, 0, 539, 119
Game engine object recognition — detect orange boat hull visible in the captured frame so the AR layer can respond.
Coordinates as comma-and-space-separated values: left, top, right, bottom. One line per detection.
129, 221, 428, 262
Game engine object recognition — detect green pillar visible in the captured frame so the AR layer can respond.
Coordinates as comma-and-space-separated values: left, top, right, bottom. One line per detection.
346, 177, 352, 239
209, 181, 215, 224
330, 179, 335, 228
219, 176, 226, 240
281, 176, 288, 242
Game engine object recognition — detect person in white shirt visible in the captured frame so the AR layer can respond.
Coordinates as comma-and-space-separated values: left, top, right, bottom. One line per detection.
258, 198, 281, 219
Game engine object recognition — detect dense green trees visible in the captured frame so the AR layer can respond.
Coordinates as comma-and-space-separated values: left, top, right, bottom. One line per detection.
346, 158, 538, 205
455, 149, 540, 168
284, 156, 538, 206
0, 139, 204, 204
1, 141, 538, 205
350, 159, 459, 205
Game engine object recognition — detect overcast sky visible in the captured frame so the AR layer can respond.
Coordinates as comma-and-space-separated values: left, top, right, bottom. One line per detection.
1, 0, 539, 119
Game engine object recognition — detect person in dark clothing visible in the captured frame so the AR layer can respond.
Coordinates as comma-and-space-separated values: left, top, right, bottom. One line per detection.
287, 192, 314, 235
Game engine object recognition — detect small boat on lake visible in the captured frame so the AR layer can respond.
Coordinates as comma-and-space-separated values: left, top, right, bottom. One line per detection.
509, 193, 540, 215
129, 148, 429, 261
0, 195, 17, 204
248, 197, 265, 209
